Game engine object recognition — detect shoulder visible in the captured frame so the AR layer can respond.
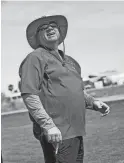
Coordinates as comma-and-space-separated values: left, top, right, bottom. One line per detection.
27, 47, 47, 62
19, 48, 46, 76
20, 48, 46, 67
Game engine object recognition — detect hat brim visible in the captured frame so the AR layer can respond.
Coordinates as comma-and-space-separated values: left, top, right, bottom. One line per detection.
26, 15, 68, 49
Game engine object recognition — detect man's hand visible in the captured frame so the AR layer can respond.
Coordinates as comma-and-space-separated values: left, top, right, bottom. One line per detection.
93, 100, 110, 117
44, 126, 62, 143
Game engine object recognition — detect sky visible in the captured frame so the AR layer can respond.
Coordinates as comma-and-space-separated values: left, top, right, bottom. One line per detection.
1, 1, 124, 94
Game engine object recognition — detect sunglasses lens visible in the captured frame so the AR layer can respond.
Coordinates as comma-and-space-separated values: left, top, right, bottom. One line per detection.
50, 23, 58, 28
40, 24, 48, 30
38, 22, 58, 32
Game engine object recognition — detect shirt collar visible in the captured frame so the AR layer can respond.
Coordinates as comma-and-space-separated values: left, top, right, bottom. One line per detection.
49, 49, 65, 62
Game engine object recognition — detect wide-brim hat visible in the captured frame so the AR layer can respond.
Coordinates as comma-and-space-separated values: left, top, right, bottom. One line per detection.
26, 15, 68, 49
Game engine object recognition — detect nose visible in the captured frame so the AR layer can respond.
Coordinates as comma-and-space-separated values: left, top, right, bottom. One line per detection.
46, 25, 53, 32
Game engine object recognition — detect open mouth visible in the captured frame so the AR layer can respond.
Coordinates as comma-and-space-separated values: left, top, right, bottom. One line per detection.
47, 32, 56, 36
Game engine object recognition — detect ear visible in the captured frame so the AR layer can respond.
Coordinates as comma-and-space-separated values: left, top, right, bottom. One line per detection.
37, 31, 46, 46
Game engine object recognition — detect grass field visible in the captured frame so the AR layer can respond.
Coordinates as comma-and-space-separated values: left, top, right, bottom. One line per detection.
86, 85, 124, 98
1, 100, 124, 163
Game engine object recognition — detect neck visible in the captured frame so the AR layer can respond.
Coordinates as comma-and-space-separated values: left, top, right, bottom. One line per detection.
43, 42, 59, 52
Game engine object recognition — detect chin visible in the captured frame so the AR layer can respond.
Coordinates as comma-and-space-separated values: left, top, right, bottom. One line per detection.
47, 38, 58, 42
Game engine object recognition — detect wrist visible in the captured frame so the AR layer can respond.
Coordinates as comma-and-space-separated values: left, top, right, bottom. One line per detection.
42, 122, 56, 133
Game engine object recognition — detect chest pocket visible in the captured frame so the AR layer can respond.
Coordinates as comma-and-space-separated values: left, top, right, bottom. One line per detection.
64, 58, 81, 81
65, 59, 76, 71
65, 57, 84, 90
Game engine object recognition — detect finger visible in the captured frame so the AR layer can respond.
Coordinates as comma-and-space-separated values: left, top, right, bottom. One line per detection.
101, 113, 108, 117
101, 113, 107, 117
59, 133, 62, 143
105, 107, 110, 112
101, 109, 110, 117
51, 134, 56, 143
101, 102, 109, 108
55, 135, 60, 143
47, 134, 52, 142
106, 108, 110, 114
100, 103, 110, 113
104, 106, 110, 114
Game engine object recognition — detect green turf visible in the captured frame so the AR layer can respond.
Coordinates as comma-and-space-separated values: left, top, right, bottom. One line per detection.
1, 101, 124, 163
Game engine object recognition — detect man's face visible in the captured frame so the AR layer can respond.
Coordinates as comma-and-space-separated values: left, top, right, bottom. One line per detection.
38, 22, 60, 44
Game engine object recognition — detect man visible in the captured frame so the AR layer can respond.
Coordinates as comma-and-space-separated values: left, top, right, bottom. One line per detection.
19, 15, 110, 163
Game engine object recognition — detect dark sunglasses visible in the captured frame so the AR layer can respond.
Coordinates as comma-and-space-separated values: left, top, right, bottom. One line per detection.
38, 22, 58, 32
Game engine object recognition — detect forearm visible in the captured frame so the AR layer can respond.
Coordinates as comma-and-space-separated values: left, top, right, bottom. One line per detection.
84, 91, 98, 111
22, 94, 56, 131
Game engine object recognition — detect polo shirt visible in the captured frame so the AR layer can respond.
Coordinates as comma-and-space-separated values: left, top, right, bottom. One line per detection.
19, 47, 86, 140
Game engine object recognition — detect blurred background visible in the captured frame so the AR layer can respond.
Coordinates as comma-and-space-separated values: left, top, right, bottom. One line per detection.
1, 1, 124, 112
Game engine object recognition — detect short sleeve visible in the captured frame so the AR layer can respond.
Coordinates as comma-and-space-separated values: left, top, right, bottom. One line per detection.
19, 54, 45, 95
